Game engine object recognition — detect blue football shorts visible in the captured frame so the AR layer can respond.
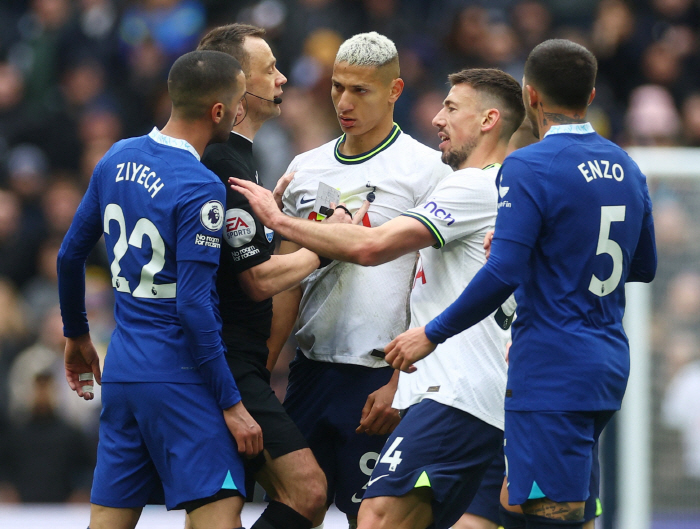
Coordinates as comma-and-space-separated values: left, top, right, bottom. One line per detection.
91, 381, 246, 510
466, 445, 505, 524
465, 443, 602, 524
504, 409, 613, 506
283, 351, 394, 516
363, 399, 502, 529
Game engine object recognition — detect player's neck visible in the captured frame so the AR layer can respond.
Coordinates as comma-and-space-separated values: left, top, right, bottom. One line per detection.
340, 117, 395, 156
459, 139, 507, 171
233, 117, 261, 141
160, 120, 209, 158
536, 103, 588, 138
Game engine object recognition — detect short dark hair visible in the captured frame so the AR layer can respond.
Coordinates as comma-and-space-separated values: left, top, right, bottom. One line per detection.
197, 23, 266, 74
168, 50, 243, 120
448, 68, 525, 139
524, 39, 597, 110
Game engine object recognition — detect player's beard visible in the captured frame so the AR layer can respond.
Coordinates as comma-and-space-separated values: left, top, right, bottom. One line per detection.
442, 137, 477, 170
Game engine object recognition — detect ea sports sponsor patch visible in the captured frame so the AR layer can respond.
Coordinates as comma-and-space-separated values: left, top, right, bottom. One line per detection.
225, 208, 256, 247
200, 200, 224, 231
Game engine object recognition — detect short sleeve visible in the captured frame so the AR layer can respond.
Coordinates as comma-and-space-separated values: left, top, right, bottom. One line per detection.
206, 157, 273, 272
402, 172, 496, 249
492, 157, 545, 249
221, 186, 272, 273
176, 181, 226, 263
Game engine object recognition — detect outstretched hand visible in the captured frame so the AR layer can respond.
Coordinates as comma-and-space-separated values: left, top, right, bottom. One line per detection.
384, 326, 437, 373
64, 333, 102, 400
230, 177, 283, 228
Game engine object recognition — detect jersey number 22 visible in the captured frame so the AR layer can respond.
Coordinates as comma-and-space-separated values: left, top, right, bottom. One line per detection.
104, 203, 176, 299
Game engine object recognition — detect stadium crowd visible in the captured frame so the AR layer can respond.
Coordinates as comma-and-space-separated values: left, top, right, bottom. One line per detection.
0, 0, 698, 511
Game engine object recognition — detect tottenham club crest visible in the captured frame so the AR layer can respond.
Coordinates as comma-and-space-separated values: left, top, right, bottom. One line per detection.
200, 200, 224, 232
225, 208, 256, 247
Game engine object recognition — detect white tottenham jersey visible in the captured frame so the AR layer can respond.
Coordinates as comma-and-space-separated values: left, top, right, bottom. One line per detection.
393, 164, 515, 429
282, 124, 452, 367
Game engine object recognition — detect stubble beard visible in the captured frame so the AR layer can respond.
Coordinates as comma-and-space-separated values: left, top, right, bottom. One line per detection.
442, 137, 478, 171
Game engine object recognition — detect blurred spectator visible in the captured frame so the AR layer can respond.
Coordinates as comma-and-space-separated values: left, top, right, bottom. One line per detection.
625, 85, 681, 145
22, 236, 62, 327
0, 370, 93, 502
662, 332, 700, 480
9, 0, 73, 113
511, 1, 553, 50
41, 178, 83, 238
0, 277, 31, 424
0, 189, 40, 287
441, 5, 489, 76
0, 62, 28, 160
8, 305, 102, 433
119, 0, 206, 62
409, 89, 443, 148
682, 93, 700, 146
5, 143, 48, 233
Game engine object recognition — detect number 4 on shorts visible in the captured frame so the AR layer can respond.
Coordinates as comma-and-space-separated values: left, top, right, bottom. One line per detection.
380, 437, 404, 472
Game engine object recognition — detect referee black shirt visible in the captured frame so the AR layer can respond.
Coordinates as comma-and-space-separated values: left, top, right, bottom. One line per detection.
202, 132, 274, 367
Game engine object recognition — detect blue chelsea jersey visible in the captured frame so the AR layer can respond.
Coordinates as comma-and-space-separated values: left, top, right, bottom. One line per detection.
495, 123, 654, 411
75, 129, 226, 383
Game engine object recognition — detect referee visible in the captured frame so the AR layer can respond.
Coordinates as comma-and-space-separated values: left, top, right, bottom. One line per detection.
197, 25, 327, 529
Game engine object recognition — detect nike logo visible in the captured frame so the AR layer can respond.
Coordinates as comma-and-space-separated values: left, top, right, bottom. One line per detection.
366, 474, 389, 487
300, 196, 315, 204
498, 176, 509, 198
351, 493, 362, 503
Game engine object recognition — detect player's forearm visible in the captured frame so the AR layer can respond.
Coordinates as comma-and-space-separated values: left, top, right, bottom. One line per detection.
238, 250, 320, 302
273, 214, 379, 264
57, 213, 102, 337
178, 260, 241, 409
425, 238, 526, 344
266, 285, 302, 371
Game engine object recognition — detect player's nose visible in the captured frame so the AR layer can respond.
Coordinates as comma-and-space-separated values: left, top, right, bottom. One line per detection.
432, 108, 446, 128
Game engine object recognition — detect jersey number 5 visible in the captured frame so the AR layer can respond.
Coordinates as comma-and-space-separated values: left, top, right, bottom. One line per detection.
589, 205, 626, 298
104, 203, 176, 298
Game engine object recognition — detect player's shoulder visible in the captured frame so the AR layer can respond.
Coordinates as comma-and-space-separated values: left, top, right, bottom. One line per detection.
394, 131, 443, 163
434, 166, 498, 195
202, 139, 233, 164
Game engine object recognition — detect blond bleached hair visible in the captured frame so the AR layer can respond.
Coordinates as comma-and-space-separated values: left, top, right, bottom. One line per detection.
335, 32, 398, 68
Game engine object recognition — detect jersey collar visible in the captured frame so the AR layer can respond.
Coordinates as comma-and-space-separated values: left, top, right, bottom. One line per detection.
148, 127, 200, 161
483, 163, 502, 170
334, 123, 401, 165
231, 130, 253, 143
543, 122, 595, 138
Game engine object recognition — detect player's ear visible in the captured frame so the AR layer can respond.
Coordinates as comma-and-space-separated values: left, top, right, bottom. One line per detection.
211, 102, 225, 124
481, 108, 500, 133
389, 78, 404, 103
525, 84, 538, 109
587, 87, 596, 106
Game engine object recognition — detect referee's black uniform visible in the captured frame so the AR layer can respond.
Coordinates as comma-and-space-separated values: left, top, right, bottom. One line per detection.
202, 131, 308, 477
